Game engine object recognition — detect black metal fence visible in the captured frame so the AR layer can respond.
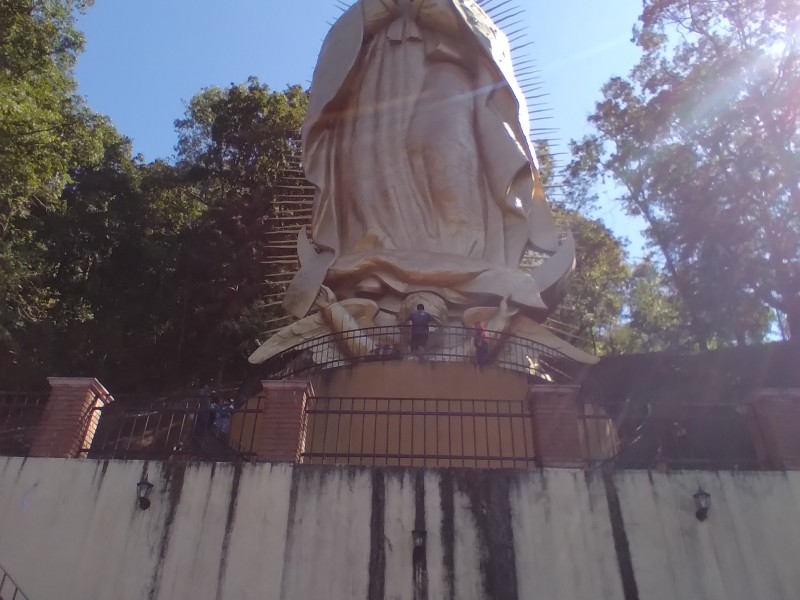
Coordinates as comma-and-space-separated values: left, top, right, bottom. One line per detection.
0, 563, 30, 600
262, 325, 578, 383
0, 391, 48, 457
80, 393, 263, 462
0, 385, 767, 471
580, 402, 763, 470
301, 396, 536, 468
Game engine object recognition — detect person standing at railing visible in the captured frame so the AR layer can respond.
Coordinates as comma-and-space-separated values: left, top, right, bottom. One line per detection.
199, 384, 214, 431
214, 400, 234, 436
409, 303, 432, 355
474, 322, 490, 366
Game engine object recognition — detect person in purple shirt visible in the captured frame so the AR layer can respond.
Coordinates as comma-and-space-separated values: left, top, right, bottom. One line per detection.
474, 322, 490, 366
409, 303, 432, 353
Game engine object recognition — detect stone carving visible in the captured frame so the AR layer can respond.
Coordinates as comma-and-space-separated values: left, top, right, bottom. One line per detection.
249, 0, 596, 369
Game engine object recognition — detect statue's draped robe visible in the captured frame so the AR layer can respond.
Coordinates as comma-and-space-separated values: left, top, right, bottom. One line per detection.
284, 0, 564, 318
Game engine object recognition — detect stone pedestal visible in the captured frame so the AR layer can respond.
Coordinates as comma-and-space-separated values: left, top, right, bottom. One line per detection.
282, 361, 586, 468
29, 378, 113, 458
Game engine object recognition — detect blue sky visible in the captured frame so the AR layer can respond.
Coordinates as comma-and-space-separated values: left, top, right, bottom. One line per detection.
75, 0, 646, 250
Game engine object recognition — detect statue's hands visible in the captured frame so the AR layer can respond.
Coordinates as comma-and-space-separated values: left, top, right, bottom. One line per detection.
365, 0, 401, 18
498, 296, 517, 318
486, 296, 518, 333
392, 0, 424, 18
314, 285, 337, 309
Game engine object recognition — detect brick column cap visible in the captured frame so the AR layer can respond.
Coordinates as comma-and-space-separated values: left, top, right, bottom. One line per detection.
748, 388, 800, 403
260, 380, 314, 394
527, 384, 581, 396
47, 377, 113, 403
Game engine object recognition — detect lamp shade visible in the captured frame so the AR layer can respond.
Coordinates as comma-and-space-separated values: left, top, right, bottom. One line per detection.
137, 474, 154, 510
693, 487, 711, 521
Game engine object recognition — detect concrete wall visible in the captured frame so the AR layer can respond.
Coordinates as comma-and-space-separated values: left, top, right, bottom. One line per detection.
1, 458, 799, 600
617, 470, 800, 600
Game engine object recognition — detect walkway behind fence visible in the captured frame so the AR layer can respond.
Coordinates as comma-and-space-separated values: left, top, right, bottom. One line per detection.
80, 394, 263, 462
579, 401, 763, 470
261, 325, 579, 383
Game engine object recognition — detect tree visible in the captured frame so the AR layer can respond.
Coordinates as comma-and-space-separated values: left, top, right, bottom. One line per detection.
534, 141, 630, 353
168, 80, 307, 385
0, 72, 309, 390
0, 0, 109, 373
568, 0, 797, 345
603, 261, 696, 354
0, 124, 181, 387
546, 210, 630, 354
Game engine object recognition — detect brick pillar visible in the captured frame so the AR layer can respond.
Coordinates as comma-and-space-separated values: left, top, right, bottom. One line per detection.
749, 388, 800, 469
29, 377, 113, 458
527, 384, 583, 467
250, 380, 314, 462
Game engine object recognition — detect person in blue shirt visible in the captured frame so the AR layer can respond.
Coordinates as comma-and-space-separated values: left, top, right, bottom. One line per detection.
409, 303, 432, 353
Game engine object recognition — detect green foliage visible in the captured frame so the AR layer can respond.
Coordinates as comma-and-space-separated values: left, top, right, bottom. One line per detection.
548, 209, 630, 354
532, 140, 630, 354
603, 261, 694, 354
168, 80, 307, 385
0, 0, 99, 222
0, 0, 104, 366
0, 75, 308, 390
568, 0, 798, 345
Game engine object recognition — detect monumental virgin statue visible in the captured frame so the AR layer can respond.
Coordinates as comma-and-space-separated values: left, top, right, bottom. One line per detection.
249, 0, 592, 366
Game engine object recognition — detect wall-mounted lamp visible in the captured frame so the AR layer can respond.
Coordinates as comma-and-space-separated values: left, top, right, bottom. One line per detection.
412, 529, 427, 549
137, 474, 154, 510
693, 487, 711, 521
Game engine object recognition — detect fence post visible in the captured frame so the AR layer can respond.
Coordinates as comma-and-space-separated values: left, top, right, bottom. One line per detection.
527, 384, 584, 467
250, 380, 314, 462
748, 388, 800, 469
28, 377, 113, 458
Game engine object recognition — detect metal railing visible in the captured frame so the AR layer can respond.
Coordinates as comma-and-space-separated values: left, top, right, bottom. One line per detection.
300, 396, 536, 468
580, 402, 763, 470
0, 562, 30, 600
261, 325, 578, 383
80, 393, 263, 462
0, 392, 48, 457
